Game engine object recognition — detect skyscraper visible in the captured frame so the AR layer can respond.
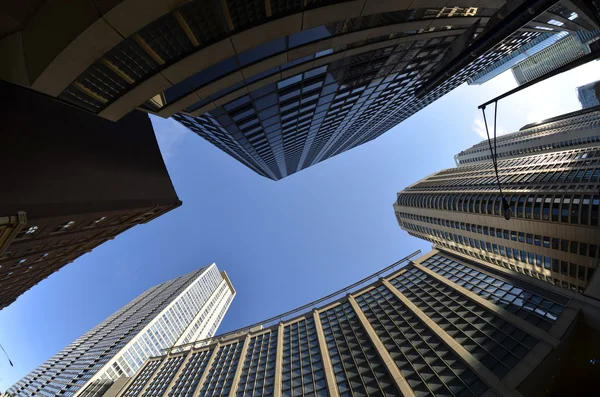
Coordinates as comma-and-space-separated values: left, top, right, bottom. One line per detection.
394, 106, 600, 298
0, 81, 181, 310
1, 1, 597, 179
81, 250, 600, 397
6, 265, 235, 397
578, 79, 600, 108
467, 31, 568, 85
511, 31, 600, 85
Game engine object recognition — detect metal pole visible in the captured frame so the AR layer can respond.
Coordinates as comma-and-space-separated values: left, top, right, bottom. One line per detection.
478, 49, 600, 109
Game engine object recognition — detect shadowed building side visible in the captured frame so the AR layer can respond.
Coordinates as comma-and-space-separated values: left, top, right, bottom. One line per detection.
0, 80, 182, 309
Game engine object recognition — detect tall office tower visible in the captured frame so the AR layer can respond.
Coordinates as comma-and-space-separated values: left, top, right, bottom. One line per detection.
0, 81, 181, 311
454, 105, 600, 166
79, 250, 600, 397
511, 30, 600, 85
6, 265, 235, 397
467, 31, 568, 85
394, 107, 600, 298
578, 80, 600, 108
2, 1, 598, 180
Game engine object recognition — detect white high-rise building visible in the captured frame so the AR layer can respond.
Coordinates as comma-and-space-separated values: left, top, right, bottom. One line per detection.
6, 264, 235, 397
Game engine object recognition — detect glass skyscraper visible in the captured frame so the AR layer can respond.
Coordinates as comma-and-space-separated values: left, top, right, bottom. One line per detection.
3, 1, 596, 180
578, 80, 600, 108
77, 250, 600, 397
6, 265, 235, 397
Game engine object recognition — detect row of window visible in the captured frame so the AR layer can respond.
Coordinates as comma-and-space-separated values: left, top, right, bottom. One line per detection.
403, 222, 594, 284
396, 192, 600, 226
433, 243, 587, 294
397, 211, 599, 258
444, 146, 600, 177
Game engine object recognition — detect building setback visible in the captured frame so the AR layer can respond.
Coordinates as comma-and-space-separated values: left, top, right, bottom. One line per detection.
1, 1, 598, 179
394, 107, 600, 298
72, 250, 600, 397
0, 81, 181, 310
6, 265, 235, 397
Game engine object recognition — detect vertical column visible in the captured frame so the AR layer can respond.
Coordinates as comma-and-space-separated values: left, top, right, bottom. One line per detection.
413, 262, 559, 346
313, 310, 340, 397
381, 279, 521, 397
192, 342, 220, 397
163, 350, 193, 396
273, 323, 284, 397
228, 334, 251, 397
115, 357, 156, 397
347, 295, 416, 397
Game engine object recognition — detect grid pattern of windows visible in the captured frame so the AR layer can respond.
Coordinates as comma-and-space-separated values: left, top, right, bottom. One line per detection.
237, 331, 278, 397
281, 318, 328, 397
422, 254, 566, 331
355, 285, 488, 397
389, 268, 538, 379
320, 302, 400, 397
123, 360, 162, 397
8, 266, 231, 397
169, 350, 213, 397
143, 356, 186, 397
174, 22, 507, 180
199, 342, 243, 397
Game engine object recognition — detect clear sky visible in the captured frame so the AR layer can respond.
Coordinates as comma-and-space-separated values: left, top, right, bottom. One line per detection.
0, 62, 599, 391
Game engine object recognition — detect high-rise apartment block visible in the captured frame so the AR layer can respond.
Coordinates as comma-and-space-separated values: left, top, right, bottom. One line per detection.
75, 250, 600, 397
511, 30, 600, 85
394, 106, 600, 298
2, 1, 597, 179
6, 265, 235, 397
578, 80, 600, 108
0, 81, 181, 310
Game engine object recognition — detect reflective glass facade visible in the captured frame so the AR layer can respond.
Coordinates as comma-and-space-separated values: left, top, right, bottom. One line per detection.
110, 250, 573, 397
20, 0, 592, 180
7, 265, 235, 397
172, 13, 542, 179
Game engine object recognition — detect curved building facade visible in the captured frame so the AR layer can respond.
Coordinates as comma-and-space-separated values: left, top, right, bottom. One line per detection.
72, 250, 600, 397
395, 107, 600, 296
4, 1, 595, 179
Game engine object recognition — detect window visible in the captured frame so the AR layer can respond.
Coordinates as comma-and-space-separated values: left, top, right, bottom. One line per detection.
52, 221, 76, 234
86, 216, 107, 228
15, 225, 39, 240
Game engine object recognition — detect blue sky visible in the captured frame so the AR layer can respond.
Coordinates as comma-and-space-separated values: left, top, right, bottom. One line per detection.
0, 62, 599, 391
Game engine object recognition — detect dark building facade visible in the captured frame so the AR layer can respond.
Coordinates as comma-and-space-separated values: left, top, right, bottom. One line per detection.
0, 81, 181, 310
394, 107, 600, 298
70, 250, 600, 397
2, 1, 598, 179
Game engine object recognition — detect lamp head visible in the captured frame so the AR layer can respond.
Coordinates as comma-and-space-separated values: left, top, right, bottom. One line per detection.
502, 198, 512, 221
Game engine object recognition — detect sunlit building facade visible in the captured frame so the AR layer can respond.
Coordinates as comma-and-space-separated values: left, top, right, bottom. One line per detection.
80, 250, 600, 397
6, 265, 235, 397
511, 30, 600, 85
394, 108, 600, 297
